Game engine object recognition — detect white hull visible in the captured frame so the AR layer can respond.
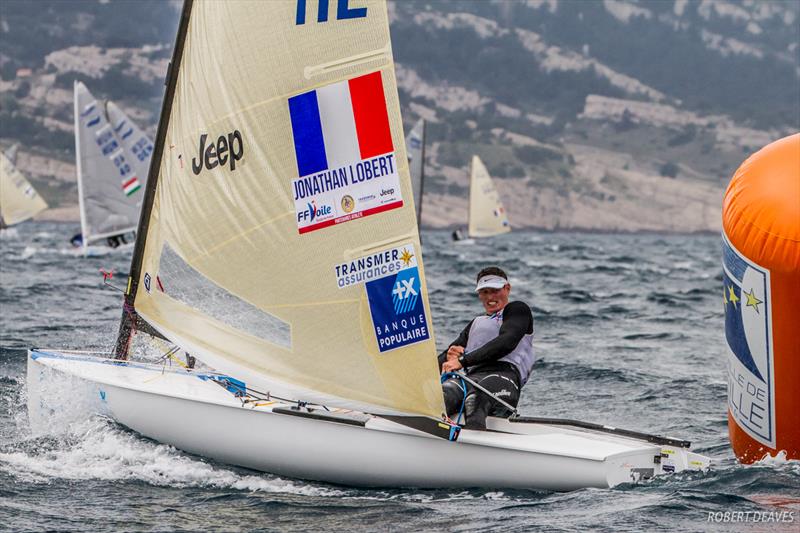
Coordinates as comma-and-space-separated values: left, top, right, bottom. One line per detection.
83, 241, 135, 257
27, 350, 709, 490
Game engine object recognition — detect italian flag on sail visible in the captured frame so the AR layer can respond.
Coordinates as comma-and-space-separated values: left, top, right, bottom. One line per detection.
122, 176, 141, 196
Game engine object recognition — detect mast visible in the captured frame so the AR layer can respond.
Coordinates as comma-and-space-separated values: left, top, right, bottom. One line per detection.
466, 156, 472, 237
114, 0, 194, 358
417, 120, 426, 233
73, 82, 89, 255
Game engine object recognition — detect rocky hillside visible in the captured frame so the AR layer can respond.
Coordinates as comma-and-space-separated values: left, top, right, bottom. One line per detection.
1, 0, 797, 231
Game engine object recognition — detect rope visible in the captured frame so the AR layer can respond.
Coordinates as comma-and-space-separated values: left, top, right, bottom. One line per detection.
441, 372, 467, 425
457, 372, 519, 416
156, 345, 188, 371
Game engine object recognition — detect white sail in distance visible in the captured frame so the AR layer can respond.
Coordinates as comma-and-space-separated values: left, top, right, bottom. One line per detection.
405, 118, 425, 226
73, 81, 150, 246
106, 101, 154, 191
129, 0, 444, 417
0, 147, 47, 227
5, 144, 18, 165
468, 155, 511, 238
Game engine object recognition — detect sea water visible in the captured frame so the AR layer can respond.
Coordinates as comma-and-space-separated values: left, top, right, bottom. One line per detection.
1, 223, 798, 532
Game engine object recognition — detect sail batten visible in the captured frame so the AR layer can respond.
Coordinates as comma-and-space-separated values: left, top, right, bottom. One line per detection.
468, 155, 511, 238
304, 45, 391, 78
122, 0, 444, 418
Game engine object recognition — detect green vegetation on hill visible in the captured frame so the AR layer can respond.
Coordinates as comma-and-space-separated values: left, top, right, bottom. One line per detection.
404, 0, 799, 131
0, 0, 795, 230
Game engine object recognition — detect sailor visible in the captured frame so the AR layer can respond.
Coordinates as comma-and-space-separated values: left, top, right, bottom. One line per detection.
439, 266, 534, 430
106, 235, 121, 248
70, 233, 83, 248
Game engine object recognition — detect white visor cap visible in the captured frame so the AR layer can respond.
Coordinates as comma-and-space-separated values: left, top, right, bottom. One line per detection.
475, 274, 508, 292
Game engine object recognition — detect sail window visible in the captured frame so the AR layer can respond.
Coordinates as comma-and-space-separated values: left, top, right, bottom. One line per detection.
157, 243, 292, 349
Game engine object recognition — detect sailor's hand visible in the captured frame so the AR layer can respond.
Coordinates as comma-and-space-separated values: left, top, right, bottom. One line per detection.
442, 358, 463, 373
446, 345, 464, 361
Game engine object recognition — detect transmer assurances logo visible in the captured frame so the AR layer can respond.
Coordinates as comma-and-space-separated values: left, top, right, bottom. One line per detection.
366, 266, 430, 353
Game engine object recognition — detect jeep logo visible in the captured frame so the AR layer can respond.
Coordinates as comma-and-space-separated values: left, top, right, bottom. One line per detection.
380, 188, 395, 196
192, 130, 244, 175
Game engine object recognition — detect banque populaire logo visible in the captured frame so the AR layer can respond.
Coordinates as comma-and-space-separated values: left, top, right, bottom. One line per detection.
333, 244, 430, 353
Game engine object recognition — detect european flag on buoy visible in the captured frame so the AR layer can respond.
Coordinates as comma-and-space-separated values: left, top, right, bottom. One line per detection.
722, 133, 800, 463
723, 235, 773, 447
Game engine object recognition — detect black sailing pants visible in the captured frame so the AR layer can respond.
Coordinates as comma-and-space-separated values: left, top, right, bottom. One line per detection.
442, 362, 521, 430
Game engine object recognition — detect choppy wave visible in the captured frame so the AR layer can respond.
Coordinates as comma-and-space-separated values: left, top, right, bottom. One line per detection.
0, 227, 19, 240
1, 224, 798, 532
536, 360, 649, 385
0, 417, 342, 496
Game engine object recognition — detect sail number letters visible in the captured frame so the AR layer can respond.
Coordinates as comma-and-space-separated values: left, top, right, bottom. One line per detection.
192, 130, 244, 175
296, 0, 366, 25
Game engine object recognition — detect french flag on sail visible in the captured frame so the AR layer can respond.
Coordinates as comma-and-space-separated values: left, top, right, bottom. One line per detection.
288, 71, 393, 177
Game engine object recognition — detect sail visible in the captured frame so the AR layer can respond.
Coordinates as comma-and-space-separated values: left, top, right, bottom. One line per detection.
406, 118, 425, 226
467, 155, 510, 238
105, 101, 155, 191
73, 81, 148, 245
126, 0, 444, 418
5, 144, 18, 165
0, 147, 47, 227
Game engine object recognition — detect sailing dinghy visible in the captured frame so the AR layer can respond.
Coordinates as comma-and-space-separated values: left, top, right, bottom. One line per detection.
72, 81, 153, 255
0, 145, 47, 229
28, 0, 709, 490
406, 118, 426, 227
453, 155, 510, 242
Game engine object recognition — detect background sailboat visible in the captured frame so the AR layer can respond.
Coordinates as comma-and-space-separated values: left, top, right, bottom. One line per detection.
28, 0, 708, 490
0, 145, 48, 229
405, 118, 425, 228
453, 155, 511, 241
72, 81, 153, 254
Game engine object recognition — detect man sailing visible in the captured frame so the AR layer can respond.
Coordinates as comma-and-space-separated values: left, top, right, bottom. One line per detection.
439, 267, 535, 430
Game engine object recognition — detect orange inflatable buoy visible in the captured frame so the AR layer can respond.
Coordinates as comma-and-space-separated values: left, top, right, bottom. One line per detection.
722, 133, 800, 463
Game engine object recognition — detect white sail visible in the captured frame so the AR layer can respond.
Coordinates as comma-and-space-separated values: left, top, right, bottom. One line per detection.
405, 118, 425, 226
0, 146, 47, 227
105, 101, 155, 190
129, 0, 444, 417
5, 144, 18, 165
73, 81, 149, 246
468, 155, 510, 238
